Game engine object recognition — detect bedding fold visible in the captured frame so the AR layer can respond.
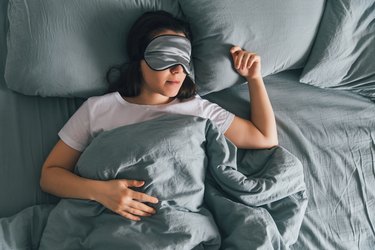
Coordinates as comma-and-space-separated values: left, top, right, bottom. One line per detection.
2, 114, 307, 249
0, 205, 54, 250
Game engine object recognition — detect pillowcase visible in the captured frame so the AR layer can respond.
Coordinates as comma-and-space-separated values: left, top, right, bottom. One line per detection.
5, 0, 181, 97
178, 0, 325, 95
300, 0, 375, 101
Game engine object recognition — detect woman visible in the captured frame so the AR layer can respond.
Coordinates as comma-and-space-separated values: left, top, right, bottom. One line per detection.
40, 11, 277, 222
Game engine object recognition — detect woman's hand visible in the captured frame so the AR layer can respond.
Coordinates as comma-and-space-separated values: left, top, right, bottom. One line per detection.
95, 179, 159, 221
41, 140, 159, 222
230, 46, 262, 80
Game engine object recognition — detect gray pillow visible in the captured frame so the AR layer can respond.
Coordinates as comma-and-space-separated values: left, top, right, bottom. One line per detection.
300, 0, 375, 101
178, 0, 325, 95
5, 0, 181, 97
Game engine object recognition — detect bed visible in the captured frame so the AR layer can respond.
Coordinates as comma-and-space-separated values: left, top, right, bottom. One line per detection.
0, 0, 374, 249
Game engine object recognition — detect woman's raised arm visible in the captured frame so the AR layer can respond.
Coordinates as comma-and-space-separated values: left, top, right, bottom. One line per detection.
224, 46, 278, 149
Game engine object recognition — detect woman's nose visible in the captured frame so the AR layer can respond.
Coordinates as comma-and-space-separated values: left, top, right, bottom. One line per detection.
170, 64, 183, 74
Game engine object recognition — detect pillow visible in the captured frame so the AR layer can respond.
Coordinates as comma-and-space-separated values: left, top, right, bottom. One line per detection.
300, 0, 375, 101
4, 0, 181, 97
178, 0, 325, 95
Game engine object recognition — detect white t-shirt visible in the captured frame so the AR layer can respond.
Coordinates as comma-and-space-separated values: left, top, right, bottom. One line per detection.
58, 92, 235, 152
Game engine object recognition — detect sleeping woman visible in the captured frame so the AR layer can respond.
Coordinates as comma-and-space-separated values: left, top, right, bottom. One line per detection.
39, 10, 277, 228
40, 9, 278, 220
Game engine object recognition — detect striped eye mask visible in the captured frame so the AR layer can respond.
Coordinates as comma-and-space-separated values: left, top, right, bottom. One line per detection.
144, 35, 192, 74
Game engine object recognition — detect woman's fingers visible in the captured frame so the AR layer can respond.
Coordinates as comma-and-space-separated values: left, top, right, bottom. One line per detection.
122, 181, 159, 220
126, 204, 155, 216
128, 200, 156, 215
230, 46, 262, 79
230, 45, 242, 54
117, 203, 156, 221
240, 52, 258, 69
230, 46, 257, 69
102, 179, 160, 221
129, 189, 159, 204
117, 210, 141, 221
246, 54, 254, 68
115, 196, 157, 221
113, 198, 157, 221
247, 54, 260, 68
241, 53, 252, 70
230, 46, 242, 67
236, 51, 245, 69
123, 179, 145, 188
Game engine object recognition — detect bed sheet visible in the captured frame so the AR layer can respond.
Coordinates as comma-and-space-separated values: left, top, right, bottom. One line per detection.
1, 68, 374, 249
0, 0, 83, 217
1, 0, 375, 248
205, 71, 375, 249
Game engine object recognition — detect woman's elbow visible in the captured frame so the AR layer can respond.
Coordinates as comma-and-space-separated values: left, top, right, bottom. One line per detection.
39, 168, 47, 192
39, 165, 52, 192
264, 133, 279, 147
257, 135, 278, 149
267, 137, 279, 148
235, 135, 278, 149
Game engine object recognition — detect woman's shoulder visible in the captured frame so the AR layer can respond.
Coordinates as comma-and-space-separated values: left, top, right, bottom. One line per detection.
82, 92, 121, 113
86, 92, 119, 105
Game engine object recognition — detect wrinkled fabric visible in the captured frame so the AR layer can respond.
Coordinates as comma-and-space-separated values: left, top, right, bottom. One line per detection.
36, 115, 306, 249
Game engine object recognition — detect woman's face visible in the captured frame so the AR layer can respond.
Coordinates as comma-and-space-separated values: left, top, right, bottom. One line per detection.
139, 30, 188, 99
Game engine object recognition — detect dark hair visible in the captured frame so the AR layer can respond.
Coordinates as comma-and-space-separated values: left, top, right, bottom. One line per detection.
106, 11, 196, 99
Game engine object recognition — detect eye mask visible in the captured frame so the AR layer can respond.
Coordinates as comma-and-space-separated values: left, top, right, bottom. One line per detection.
144, 35, 192, 74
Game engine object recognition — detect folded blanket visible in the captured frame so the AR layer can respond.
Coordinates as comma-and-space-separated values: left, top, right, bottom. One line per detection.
0, 205, 54, 250
1, 114, 307, 249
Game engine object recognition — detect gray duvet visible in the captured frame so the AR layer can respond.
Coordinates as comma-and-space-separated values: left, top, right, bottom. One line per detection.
1, 114, 307, 249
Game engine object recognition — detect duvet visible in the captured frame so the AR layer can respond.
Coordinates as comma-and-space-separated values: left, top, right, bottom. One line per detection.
2, 114, 307, 249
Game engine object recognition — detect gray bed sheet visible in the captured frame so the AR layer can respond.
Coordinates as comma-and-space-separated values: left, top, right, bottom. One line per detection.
0, 0, 83, 217
205, 72, 375, 249
1, 0, 375, 249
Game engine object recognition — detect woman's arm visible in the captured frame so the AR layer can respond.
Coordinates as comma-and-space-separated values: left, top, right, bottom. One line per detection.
40, 140, 158, 221
224, 46, 278, 149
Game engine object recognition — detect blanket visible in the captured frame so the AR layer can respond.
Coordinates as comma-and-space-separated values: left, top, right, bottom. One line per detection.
2, 114, 307, 249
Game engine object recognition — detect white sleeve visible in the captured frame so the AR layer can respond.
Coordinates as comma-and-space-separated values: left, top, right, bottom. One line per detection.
58, 101, 91, 152
200, 98, 235, 134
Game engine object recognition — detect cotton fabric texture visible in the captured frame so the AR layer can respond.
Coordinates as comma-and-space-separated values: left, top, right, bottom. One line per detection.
178, 0, 325, 95
4, 0, 181, 97
39, 115, 307, 249
300, 0, 375, 101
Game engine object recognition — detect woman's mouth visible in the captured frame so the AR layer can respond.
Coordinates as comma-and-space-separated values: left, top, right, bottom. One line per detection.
166, 80, 181, 84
